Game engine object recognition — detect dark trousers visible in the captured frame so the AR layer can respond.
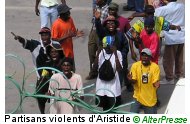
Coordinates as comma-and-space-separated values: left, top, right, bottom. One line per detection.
36, 78, 49, 114
96, 95, 122, 111
88, 30, 99, 76
127, 0, 144, 12
163, 44, 184, 80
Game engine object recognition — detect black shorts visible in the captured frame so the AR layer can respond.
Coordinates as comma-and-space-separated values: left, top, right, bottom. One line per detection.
95, 95, 121, 111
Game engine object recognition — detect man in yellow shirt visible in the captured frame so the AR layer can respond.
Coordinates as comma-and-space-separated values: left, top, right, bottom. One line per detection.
128, 48, 160, 114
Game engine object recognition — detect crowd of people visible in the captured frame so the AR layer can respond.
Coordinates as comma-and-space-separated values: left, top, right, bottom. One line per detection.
11, 0, 184, 114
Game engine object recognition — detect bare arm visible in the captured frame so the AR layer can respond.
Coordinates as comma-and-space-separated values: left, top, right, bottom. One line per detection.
111, 46, 122, 72
129, 39, 137, 61
35, 0, 41, 16
153, 81, 160, 89
127, 72, 137, 84
11, 32, 25, 45
52, 33, 75, 44
52, 30, 84, 44
169, 25, 181, 31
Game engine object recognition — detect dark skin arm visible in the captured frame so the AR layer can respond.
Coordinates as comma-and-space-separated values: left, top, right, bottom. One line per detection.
11, 32, 25, 45
124, 33, 137, 61
127, 72, 137, 84
52, 29, 84, 44
35, 0, 40, 16
153, 81, 160, 89
52, 30, 76, 43
129, 39, 137, 61
35, 0, 66, 16
111, 46, 122, 72
169, 25, 181, 31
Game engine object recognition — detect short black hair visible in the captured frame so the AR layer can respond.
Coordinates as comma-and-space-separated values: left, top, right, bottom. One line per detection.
61, 57, 74, 66
46, 44, 65, 59
144, 5, 155, 15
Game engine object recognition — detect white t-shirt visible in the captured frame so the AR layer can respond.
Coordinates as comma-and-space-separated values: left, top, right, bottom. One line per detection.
49, 73, 83, 114
154, 2, 185, 45
41, 0, 58, 7
96, 49, 122, 97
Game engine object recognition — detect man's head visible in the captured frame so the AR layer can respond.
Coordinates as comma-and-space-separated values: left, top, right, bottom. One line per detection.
144, 16, 155, 34
39, 27, 51, 46
141, 48, 152, 66
108, 2, 119, 17
57, 4, 71, 21
60, 57, 73, 78
103, 16, 119, 32
46, 43, 64, 62
102, 36, 114, 54
144, 5, 155, 16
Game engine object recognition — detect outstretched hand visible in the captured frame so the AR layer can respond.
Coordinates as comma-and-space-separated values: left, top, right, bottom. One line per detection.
127, 72, 133, 81
11, 32, 18, 40
35, 7, 40, 16
76, 29, 84, 37
94, 10, 101, 19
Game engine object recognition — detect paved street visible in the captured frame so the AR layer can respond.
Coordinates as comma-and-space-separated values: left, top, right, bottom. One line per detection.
5, 0, 184, 114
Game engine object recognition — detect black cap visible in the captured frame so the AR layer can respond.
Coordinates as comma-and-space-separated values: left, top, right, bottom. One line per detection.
57, 4, 72, 15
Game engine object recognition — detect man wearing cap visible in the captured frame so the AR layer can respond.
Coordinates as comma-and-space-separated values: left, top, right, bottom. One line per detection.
128, 48, 160, 114
12, 27, 63, 114
35, 0, 66, 28
95, 36, 122, 111
95, 15, 129, 88
51, 4, 84, 71
108, 2, 136, 91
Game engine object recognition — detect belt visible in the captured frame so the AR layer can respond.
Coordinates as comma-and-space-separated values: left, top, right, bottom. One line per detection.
57, 88, 77, 91
41, 4, 58, 8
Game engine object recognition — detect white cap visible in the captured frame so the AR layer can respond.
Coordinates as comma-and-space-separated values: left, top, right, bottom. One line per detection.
141, 48, 152, 57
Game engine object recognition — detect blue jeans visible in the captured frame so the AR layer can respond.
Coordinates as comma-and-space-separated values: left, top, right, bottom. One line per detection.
130, 99, 157, 114
40, 5, 58, 28
127, 0, 144, 12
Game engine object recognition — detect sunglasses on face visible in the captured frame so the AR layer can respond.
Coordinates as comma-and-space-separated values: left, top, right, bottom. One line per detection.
106, 21, 116, 25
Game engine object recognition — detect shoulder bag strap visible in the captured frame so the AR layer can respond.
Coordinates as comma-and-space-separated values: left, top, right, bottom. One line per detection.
102, 50, 113, 60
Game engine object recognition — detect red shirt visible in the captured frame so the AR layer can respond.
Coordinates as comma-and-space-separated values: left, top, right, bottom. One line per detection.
140, 29, 160, 64
117, 16, 131, 33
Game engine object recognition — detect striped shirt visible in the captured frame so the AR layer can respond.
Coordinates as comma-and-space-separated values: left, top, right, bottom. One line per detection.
96, 4, 109, 24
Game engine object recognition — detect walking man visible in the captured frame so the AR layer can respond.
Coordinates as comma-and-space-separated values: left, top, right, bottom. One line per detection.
154, 0, 185, 83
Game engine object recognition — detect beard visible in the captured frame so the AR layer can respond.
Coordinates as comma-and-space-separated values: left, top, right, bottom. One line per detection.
142, 60, 150, 66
